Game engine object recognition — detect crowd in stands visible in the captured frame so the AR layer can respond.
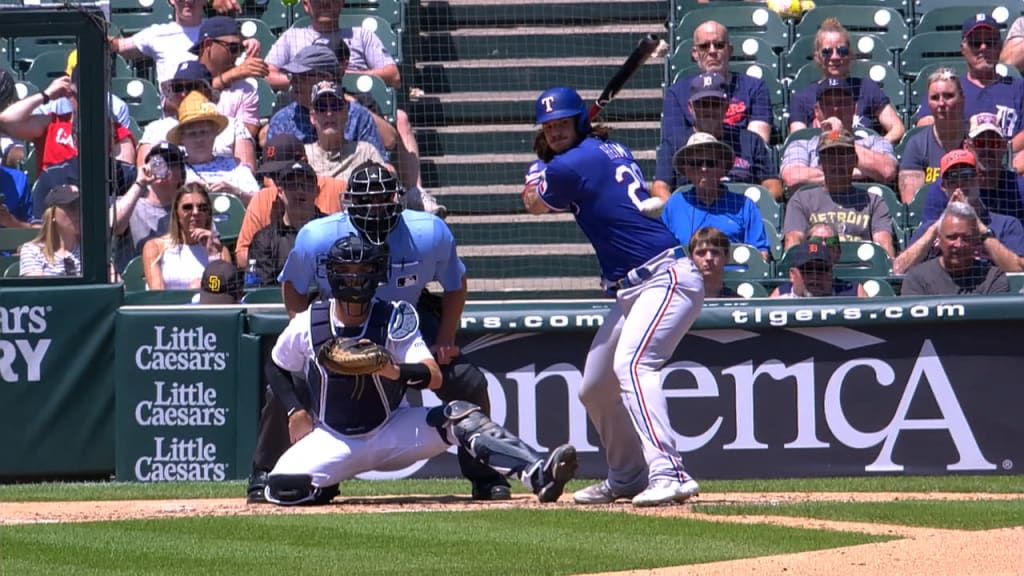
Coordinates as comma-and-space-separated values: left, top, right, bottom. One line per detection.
1, 1, 1023, 300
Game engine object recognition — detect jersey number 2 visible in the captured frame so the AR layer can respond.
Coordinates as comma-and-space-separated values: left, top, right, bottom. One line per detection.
615, 163, 647, 211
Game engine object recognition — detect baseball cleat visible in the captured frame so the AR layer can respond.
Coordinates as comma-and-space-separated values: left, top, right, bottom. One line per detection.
631, 478, 700, 507
573, 479, 642, 505
246, 470, 269, 504
472, 482, 512, 501
535, 444, 579, 503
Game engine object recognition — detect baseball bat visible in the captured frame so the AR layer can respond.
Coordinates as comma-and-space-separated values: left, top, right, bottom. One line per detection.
588, 34, 667, 120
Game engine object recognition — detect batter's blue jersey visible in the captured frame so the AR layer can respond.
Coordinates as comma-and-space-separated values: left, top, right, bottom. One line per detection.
278, 210, 466, 302
535, 137, 681, 281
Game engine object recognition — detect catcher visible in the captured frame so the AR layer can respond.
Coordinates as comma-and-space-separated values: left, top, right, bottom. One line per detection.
262, 233, 579, 505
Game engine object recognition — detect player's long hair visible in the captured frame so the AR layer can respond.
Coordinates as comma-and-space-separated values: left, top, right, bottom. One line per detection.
533, 124, 612, 162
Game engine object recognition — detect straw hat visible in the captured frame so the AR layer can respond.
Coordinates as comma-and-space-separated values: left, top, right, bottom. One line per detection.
166, 91, 229, 145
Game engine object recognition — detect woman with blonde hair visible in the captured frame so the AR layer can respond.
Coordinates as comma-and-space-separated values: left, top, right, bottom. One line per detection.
141, 183, 231, 290
897, 69, 967, 203
18, 184, 81, 276
788, 18, 905, 145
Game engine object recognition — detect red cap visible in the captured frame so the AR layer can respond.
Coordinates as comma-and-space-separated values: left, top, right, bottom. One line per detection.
939, 149, 977, 176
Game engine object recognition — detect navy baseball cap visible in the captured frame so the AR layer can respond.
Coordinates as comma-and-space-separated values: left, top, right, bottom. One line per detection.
962, 13, 1003, 39
790, 240, 833, 268
258, 133, 309, 176
689, 72, 728, 101
145, 142, 187, 165
170, 60, 213, 85
190, 16, 241, 54
281, 45, 338, 75
816, 77, 854, 100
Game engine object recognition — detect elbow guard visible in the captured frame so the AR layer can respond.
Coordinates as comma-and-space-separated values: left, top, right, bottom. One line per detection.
397, 363, 431, 389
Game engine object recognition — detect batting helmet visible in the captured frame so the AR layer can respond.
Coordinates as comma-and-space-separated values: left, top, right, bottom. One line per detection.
535, 86, 590, 136
325, 233, 389, 304
345, 162, 403, 245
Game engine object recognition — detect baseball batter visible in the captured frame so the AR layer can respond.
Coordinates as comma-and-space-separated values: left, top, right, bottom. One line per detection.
263, 233, 578, 505
521, 87, 704, 507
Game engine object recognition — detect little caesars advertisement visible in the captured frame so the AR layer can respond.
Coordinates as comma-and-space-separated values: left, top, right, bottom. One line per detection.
115, 309, 243, 482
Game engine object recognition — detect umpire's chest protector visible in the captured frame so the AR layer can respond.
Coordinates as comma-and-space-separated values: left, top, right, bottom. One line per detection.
306, 300, 408, 435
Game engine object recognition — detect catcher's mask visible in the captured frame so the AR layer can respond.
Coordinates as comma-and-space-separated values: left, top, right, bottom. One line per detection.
345, 162, 403, 245
325, 233, 389, 304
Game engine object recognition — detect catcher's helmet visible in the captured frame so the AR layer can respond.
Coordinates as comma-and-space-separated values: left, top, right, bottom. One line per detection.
325, 233, 389, 304
345, 162, 403, 245
535, 86, 590, 136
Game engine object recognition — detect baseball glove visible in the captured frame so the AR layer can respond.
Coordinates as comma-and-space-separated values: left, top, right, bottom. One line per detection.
317, 337, 392, 376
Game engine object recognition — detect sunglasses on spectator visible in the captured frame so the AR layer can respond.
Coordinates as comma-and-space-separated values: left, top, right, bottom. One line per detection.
973, 135, 1005, 149
943, 168, 977, 181
684, 158, 725, 169
166, 82, 204, 96
180, 203, 211, 213
820, 46, 850, 58
314, 99, 349, 113
211, 39, 244, 55
966, 37, 1002, 50
808, 235, 840, 247
696, 41, 728, 51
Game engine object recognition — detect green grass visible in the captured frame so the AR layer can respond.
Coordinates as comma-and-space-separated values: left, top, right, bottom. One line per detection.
696, 500, 1024, 530
0, 510, 890, 576
0, 475, 1019, 502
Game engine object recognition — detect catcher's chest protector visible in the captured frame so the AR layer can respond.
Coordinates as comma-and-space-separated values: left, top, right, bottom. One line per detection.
307, 300, 408, 435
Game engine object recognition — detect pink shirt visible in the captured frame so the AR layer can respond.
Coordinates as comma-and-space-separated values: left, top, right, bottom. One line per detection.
217, 79, 260, 128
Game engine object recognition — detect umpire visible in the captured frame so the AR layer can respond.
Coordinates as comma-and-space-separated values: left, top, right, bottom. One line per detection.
247, 161, 511, 502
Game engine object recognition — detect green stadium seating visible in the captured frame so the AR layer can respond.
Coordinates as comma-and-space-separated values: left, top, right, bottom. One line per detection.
672, 63, 785, 108
121, 255, 145, 291
123, 290, 200, 305
905, 182, 931, 229
211, 193, 245, 246
3, 259, 18, 277
1005, 272, 1024, 294
110, 0, 174, 36
111, 77, 162, 125
785, 34, 894, 76
238, 18, 277, 60
725, 182, 783, 230
12, 38, 72, 74
240, 287, 284, 304
778, 240, 893, 279
252, 76, 277, 119
795, 6, 909, 51
913, 3, 1016, 32
258, 0, 291, 33
854, 181, 907, 229
762, 219, 784, 262
675, 6, 790, 51
23, 48, 71, 92
672, 35, 780, 78
291, 14, 402, 62
894, 124, 929, 162
723, 279, 769, 298
342, 73, 396, 123
0, 227, 36, 254
787, 61, 906, 118
900, 31, 966, 80
816, 0, 909, 14
859, 277, 896, 297
725, 242, 771, 280
907, 62, 1020, 114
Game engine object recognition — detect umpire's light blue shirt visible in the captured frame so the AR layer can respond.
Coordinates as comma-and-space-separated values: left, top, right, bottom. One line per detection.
279, 210, 466, 302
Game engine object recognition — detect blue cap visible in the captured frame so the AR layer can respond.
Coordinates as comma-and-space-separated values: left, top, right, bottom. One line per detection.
816, 77, 854, 99
688, 72, 728, 101
190, 16, 241, 54
962, 13, 1002, 39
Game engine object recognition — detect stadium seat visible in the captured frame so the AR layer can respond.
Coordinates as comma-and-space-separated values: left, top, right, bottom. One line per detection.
794, 6, 910, 52
781, 126, 820, 149
894, 124, 929, 162
293, 0, 403, 27
785, 34, 894, 76
675, 6, 790, 51
14, 80, 38, 99
3, 259, 18, 277
211, 193, 245, 246
342, 73, 396, 122
1005, 272, 1024, 294
854, 181, 907, 230
121, 255, 145, 291
725, 182, 782, 230
672, 35, 781, 78
905, 182, 931, 230
859, 277, 896, 297
762, 219, 784, 262
725, 242, 771, 280
0, 227, 35, 255
907, 62, 1020, 115
777, 241, 893, 279
110, 77, 162, 125
23, 48, 71, 92
258, 0, 291, 33
723, 279, 769, 298
12, 38, 72, 74
900, 32, 966, 80
238, 18, 277, 60
241, 287, 284, 304
292, 14, 402, 62
110, 0, 174, 36
913, 2, 1016, 30
252, 77, 277, 120
123, 290, 200, 305
816, 0, 909, 13
787, 60, 905, 114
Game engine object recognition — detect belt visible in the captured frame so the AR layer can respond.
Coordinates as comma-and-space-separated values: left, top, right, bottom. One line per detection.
607, 246, 686, 292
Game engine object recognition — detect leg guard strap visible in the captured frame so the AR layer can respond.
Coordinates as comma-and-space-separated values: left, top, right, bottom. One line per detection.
265, 474, 326, 506
427, 401, 543, 478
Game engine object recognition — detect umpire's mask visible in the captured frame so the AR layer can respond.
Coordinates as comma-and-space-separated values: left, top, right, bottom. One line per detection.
345, 162, 403, 245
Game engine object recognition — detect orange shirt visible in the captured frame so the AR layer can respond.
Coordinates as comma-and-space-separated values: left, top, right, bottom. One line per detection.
235, 175, 345, 266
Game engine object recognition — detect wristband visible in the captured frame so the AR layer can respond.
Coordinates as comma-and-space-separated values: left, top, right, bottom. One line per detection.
39, 91, 50, 105
287, 407, 300, 417
396, 363, 431, 389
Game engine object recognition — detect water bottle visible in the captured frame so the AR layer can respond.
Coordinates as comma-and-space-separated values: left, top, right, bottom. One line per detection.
245, 259, 261, 288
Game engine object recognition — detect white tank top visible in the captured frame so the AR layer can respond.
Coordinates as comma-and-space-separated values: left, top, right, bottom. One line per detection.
157, 243, 209, 290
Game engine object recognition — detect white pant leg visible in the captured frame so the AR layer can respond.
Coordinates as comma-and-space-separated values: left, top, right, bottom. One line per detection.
614, 258, 704, 483
368, 407, 451, 471
577, 303, 648, 492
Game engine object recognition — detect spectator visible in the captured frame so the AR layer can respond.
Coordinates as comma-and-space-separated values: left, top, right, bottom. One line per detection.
655, 72, 782, 200
141, 183, 232, 290
168, 91, 260, 203
897, 68, 967, 204
662, 132, 769, 259
783, 129, 895, 257
781, 78, 897, 192
112, 143, 189, 260
770, 222, 865, 297
921, 113, 1024, 223
247, 157, 322, 285
264, 0, 425, 192
900, 202, 1011, 295
771, 239, 866, 298
265, 45, 387, 162
1000, 15, 1024, 73
0, 154, 30, 229
138, 61, 256, 172
62, 49, 136, 165
652, 20, 772, 202
236, 134, 342, 266
306, 80, 385, 181
198, 259, 243, 304
17, 185, 81, 277
895, 149, 1024, 274
192, 16, 265, 140
0, 68, 26, 168
110, 0, 207, 86
915, 14, 1024, 159
687, 226, 734, 298
788, 18, 905, 145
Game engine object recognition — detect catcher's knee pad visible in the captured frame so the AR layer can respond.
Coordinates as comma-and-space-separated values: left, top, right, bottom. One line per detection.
426, 400, 542, 477
265, 474, 329, 506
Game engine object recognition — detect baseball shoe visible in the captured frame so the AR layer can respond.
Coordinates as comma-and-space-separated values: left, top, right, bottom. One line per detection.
534, 444, 579, 503
246, 470, 269, 504
572, 480, 642, 505
631, 478, 700, 507
314, 484, 341, 505
472, 481, 512, 501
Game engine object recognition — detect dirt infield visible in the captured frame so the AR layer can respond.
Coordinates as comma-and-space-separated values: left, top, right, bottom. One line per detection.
1, 492, 1021, 575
